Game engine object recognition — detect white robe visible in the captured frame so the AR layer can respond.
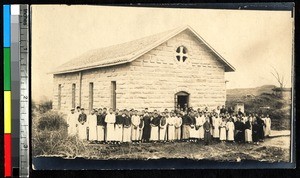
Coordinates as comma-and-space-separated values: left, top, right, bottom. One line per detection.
115, 124, 123, 142
66, 113, 78, 136
196, 116, 205, 139
97, 125, 105, 141
212, 117, 221, 138
226, 121, 235, 141
87, 114, 97, 141
123, 126, 131, 142
105, 114, 116, 141
131, 115, 140, 141
174, 117, 182, 140
167, 117, 176, 140
150, 125, 159, 141
265, 117, 271, 136
160, 119, 167, 141
219, 121, 227, 141
78, 122, 87, 140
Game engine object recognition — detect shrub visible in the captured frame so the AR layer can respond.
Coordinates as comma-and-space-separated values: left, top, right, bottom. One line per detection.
37, 111, 68, 131
38, 100, 53, 114
32, 110, 87, 158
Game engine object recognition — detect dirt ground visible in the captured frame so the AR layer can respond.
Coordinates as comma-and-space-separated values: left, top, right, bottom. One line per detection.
75, 130, 291, 162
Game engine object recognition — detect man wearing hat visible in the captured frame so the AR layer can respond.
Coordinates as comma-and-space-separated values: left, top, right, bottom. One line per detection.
66, 108, 77, 136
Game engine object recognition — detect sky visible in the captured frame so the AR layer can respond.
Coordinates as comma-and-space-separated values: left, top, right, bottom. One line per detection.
31, 5, 294, 102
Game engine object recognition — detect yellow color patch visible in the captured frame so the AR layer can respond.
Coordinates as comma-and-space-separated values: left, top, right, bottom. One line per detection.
4, 91, 11, 133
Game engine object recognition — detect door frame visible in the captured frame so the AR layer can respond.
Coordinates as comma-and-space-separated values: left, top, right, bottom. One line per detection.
174, 91, 190, 110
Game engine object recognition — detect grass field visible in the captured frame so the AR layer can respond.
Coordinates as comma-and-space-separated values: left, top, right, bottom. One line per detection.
54, 131, 290, 162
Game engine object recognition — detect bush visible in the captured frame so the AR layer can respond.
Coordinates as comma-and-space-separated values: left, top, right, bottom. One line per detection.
37, 111, 68, 131
32, 110, 87, 158
38, 100, 53, 114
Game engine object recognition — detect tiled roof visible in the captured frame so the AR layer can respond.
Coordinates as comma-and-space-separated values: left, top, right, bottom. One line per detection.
52, 25, 235, 74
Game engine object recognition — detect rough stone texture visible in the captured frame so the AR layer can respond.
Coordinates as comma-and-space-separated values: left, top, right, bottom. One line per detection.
53, 30, 227, 113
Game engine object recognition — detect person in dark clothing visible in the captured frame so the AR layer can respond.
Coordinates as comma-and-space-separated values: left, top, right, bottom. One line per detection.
115, 111, 124, 144
256, 114, 265, 142
228, 107, 234, 115
238, 108, 244, 116
203, 117, 212, 145
96, 109, 106, 143
220, 105, 227, 114
150, 113, 160, 142
252, 119, 260, 144
181, 112, 191, 141
142, 110, 151, 142
234, 117, 245, 143
122, 110, 132, 143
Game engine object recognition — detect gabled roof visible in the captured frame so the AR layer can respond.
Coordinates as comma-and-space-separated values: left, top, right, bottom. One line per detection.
52, 25, 235, 74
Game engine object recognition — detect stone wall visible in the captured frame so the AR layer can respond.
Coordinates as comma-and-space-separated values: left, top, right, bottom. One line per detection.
53, 30, 228, 113
125, 30, 226, 111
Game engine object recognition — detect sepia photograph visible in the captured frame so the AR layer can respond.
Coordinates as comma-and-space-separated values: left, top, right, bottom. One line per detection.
31, 5, 294, 169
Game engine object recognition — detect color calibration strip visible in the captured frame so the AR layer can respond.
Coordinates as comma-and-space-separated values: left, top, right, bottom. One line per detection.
4, 4, 12, 177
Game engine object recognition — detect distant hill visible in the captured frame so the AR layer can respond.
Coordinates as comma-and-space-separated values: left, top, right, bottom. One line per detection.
226, 85, 290, 130
226, 85, 276, 102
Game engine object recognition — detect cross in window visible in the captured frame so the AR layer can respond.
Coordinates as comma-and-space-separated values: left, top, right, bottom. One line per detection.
176, 46, 188, 62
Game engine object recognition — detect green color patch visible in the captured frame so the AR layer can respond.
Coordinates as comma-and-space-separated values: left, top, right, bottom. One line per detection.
4, 48, 11, 91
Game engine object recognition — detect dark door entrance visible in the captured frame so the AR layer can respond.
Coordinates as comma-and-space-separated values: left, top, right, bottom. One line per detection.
175, 91, 189, 111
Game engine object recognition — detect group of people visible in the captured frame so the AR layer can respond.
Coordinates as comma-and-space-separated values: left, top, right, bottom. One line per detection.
66, 105, 272, 145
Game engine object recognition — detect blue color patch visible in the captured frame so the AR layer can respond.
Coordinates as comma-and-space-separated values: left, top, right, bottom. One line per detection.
3, 5, 11, 47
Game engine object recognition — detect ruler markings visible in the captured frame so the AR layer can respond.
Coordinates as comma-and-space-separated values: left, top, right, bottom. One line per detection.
19, 4, 29, 178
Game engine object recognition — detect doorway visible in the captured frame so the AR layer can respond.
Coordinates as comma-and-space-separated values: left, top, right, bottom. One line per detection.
175, 91, 189, 111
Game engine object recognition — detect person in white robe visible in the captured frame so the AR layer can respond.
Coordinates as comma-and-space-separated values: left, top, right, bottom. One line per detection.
167, 112, 176, 141
174, 113, 182, 141
196, 112, 205, 140
66, 109, 77, 136
264, 114, 272, 137
226, 118, 235, 142
87, 109, 97, 142
245, 116, 253, 143
212, 114, 221, 139
131, 110, 140, 143
219, 117, 227, 142
78, 108, 87, 140
105, 108, 116, 143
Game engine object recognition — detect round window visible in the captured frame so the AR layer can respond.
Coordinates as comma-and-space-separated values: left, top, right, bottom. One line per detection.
176, 46, 188, 62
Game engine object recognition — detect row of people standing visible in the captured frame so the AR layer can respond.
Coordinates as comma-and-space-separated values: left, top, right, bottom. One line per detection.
66, 106, 272, 145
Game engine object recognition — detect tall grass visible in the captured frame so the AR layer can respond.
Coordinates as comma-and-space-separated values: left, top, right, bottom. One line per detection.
32, 101, 87, 158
